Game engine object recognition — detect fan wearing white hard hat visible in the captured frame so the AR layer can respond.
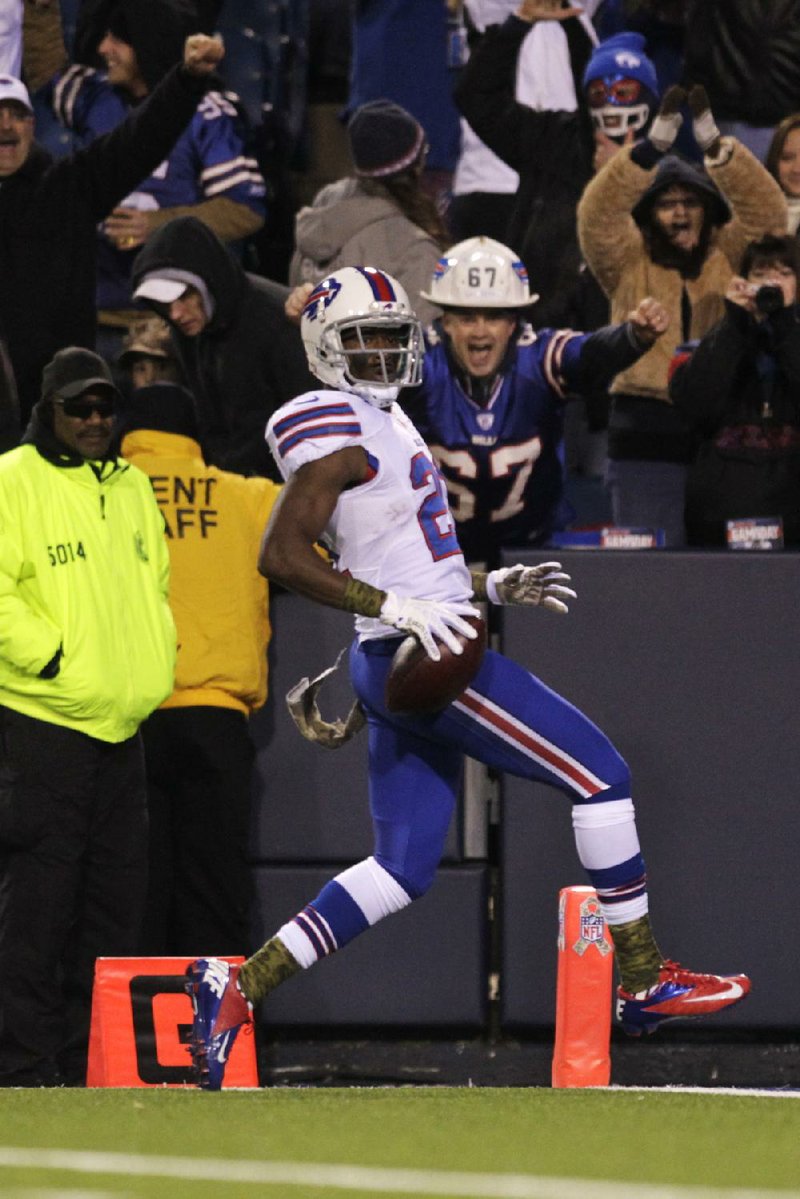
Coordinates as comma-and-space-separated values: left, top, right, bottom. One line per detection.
405, 234, 670, 565
419, 235, 538, 407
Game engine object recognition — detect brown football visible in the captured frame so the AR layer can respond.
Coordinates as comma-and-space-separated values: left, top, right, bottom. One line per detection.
384, 614, 487, 715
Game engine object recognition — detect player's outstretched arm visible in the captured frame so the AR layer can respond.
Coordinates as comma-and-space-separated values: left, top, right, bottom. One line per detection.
472, 562, 577, 615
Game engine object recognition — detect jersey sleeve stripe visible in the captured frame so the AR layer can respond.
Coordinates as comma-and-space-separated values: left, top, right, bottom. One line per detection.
278, 422, 363, 454
201, 156, 258, 181
204, 171, 266, 197
273, 402, 357, 437
52, 64, 93, 127
543, 330, 580, 399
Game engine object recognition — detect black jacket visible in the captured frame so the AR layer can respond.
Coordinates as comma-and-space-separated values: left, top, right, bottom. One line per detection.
670, 300, 800, 546
131, 216, 315, 478
684, 0, 800, 128
0, 62, 211, 427
453, 15, 595, 329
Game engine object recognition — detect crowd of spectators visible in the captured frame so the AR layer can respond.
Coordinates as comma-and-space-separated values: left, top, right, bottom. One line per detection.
4, 0, 799, 547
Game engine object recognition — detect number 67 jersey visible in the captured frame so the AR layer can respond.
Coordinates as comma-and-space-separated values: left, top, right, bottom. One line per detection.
266, 389, 474, 640
405, 327, 585, 565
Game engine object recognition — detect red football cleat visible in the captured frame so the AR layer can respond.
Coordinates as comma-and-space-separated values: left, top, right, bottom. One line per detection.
617, 959, 751, 1036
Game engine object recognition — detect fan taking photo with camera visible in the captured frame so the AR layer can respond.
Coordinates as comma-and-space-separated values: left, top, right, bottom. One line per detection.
669, 233, 800, 548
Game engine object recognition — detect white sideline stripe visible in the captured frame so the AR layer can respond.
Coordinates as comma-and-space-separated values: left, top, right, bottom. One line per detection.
0, 1148, 798, 1199
609, 1085, 800, 1099
4, 1191, 127, 1198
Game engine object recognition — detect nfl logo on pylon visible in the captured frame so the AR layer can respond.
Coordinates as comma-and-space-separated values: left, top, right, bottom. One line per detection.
573, 895, 612, 956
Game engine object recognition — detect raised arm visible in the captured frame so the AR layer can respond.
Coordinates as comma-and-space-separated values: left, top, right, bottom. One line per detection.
69, 34, 225, 223
577, 146, 653, 297
546, 297, 670, 396
454, 7, 585, 173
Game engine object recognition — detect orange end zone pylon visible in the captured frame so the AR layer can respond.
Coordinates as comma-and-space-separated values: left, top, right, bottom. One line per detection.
86, 956, 258, 1088
552, 885, 614, 1088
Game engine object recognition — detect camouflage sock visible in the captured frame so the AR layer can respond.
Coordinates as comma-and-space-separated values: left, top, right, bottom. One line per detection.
239, 937, 301, 1005
609, 914, 663, 994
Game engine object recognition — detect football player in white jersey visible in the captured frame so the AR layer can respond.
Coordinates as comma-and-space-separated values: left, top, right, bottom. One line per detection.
184, 266, 751, 1089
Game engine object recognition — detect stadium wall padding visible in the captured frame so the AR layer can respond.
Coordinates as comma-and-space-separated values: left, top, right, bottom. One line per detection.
249, 552, 800, 1029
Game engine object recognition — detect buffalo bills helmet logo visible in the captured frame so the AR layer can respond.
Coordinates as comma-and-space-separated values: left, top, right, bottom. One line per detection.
303, 277, 342, 322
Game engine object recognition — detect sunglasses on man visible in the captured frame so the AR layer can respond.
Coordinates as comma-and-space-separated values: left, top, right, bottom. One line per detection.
53, 396, 116, 419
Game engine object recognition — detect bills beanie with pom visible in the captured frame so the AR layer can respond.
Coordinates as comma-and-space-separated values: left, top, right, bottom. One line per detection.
347, 99, 426, 179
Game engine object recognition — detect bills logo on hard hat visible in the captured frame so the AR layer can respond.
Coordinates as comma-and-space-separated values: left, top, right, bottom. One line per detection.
512, 260, 529, 285
431, 256, 452, 281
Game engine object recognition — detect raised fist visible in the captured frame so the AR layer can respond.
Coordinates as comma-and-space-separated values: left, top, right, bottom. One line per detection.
183, 33, 224, 76
627, 296, 670, 347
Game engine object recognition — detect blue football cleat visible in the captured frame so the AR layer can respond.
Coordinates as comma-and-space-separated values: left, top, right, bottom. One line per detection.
617, 959, 751, 1036
184, 957, 252, 1090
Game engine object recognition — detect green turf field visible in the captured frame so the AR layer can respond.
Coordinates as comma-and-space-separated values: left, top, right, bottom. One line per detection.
0, 1087, 798, 1198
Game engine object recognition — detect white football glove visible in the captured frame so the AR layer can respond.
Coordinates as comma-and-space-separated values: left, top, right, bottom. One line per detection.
380, 591, 480, 661
486, 562, 576, 615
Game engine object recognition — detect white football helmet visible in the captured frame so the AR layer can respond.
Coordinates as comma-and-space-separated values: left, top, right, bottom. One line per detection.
420, 236, 538, 309
300, 267, 424, 408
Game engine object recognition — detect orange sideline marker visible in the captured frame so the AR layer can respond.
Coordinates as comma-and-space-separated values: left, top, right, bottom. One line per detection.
86, 956, 258, 1088
551, 885, 613, 1088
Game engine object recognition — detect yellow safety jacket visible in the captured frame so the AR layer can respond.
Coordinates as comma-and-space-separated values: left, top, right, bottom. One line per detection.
0, 444, 176, 742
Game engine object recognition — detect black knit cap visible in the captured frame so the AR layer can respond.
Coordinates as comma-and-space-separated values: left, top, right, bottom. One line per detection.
41, 347, 120, 402
347, 99, 426, 179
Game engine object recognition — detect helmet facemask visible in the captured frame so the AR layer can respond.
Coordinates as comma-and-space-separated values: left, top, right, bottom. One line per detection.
586, 74, 655, 138
320, 316, 423, 408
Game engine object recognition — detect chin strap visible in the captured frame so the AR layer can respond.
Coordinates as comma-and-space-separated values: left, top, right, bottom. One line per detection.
352, 383, 399, 408
286, 647, 367, 748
